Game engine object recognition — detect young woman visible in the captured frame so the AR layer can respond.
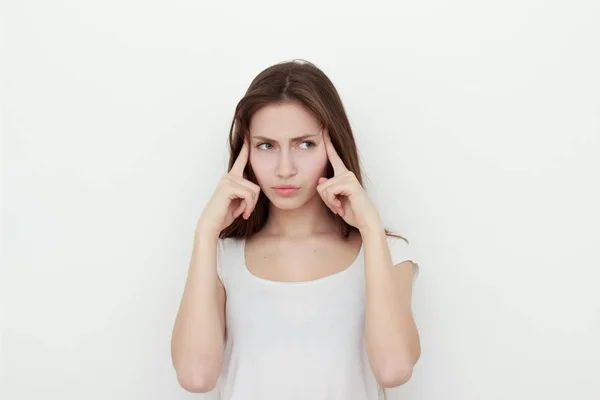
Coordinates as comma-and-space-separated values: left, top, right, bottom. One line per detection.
171, 60, 421, 400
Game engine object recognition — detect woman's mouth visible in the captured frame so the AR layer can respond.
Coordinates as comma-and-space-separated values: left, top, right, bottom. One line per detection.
272, 185, 300, 197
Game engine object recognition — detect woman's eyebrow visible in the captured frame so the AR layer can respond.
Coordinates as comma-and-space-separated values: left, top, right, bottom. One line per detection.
251, 134, 320, 142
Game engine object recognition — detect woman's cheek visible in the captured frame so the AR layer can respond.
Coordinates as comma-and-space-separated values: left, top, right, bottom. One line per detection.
250, 152, 275, 184
296, 149, 328, 181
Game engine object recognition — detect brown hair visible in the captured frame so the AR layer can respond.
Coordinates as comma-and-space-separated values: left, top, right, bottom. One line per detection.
219, 59, 404, 242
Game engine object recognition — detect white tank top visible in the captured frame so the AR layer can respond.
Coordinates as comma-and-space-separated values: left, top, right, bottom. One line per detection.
215, 234, 419, 400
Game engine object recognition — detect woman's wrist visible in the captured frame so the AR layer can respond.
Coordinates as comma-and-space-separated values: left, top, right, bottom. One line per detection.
358, 215, 385, 238
195, 221, 221, 243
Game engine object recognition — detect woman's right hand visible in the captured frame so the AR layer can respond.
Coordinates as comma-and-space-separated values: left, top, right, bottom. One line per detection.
197, 141, 261, 236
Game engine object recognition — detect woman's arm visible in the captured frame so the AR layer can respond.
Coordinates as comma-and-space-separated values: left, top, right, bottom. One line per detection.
171, 141, 259, 392
361, 227, 421, 388
171, 229, 226, 393
315, 130, 420, 387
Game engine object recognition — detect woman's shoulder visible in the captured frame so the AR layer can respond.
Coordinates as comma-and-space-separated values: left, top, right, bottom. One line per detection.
218, 236, 244, 253
384, 230, 419, 270
216, 237, 245, 286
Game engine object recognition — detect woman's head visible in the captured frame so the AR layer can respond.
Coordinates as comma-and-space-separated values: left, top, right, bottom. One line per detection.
220, 60, 362, 239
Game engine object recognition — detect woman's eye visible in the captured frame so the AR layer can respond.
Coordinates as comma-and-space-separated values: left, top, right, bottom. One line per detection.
298, 141, 316, 149
257, 143, 273, 150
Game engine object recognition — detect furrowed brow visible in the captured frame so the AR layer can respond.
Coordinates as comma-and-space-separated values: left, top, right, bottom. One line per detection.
251, 134, 319, 142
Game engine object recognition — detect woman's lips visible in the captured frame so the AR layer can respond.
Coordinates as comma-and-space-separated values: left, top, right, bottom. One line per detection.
272, 186, 299, 196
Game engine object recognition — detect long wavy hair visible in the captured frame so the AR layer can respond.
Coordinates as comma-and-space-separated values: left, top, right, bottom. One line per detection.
219, 59, 403, 242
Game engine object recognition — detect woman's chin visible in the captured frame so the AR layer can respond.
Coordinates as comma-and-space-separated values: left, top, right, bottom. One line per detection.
267, 196, 305, 211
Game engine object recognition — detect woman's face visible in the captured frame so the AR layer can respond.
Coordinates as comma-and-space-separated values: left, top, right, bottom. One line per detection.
248, 101, 328, 211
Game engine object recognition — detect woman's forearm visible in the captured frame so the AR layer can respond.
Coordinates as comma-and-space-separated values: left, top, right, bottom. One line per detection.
171, 229, 225, 393
362, 227, 420, 388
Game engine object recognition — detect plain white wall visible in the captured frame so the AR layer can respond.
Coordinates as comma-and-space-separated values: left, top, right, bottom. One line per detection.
2, 0, 599, 399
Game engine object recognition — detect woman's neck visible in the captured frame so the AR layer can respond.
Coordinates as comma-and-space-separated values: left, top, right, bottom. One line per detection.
262, 195, 337, 238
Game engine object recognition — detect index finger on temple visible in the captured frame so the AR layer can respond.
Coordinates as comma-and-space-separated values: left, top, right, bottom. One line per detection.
230, 140, 249, 176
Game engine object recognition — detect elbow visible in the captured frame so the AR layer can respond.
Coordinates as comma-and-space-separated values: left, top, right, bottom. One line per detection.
171, 343, 223, 393
176, 369, 218, 393
376, 363, 414, 388
373, 349, 419, 388
173, 355, 222, 393
371, 341, 421, 388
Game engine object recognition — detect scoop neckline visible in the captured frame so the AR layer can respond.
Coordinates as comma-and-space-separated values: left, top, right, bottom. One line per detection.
239, 237, 364, 286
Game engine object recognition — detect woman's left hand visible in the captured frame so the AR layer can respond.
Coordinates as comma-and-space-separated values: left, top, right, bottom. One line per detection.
317, 129, 383, 233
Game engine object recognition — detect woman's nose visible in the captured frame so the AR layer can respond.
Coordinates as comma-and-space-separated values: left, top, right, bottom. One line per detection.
276, 150, 297, 179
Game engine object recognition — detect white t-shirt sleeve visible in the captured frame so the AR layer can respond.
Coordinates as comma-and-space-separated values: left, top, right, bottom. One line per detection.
386, 235, 420, 284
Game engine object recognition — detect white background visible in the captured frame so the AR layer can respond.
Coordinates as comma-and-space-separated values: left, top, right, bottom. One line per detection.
2, 1, 599, 399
